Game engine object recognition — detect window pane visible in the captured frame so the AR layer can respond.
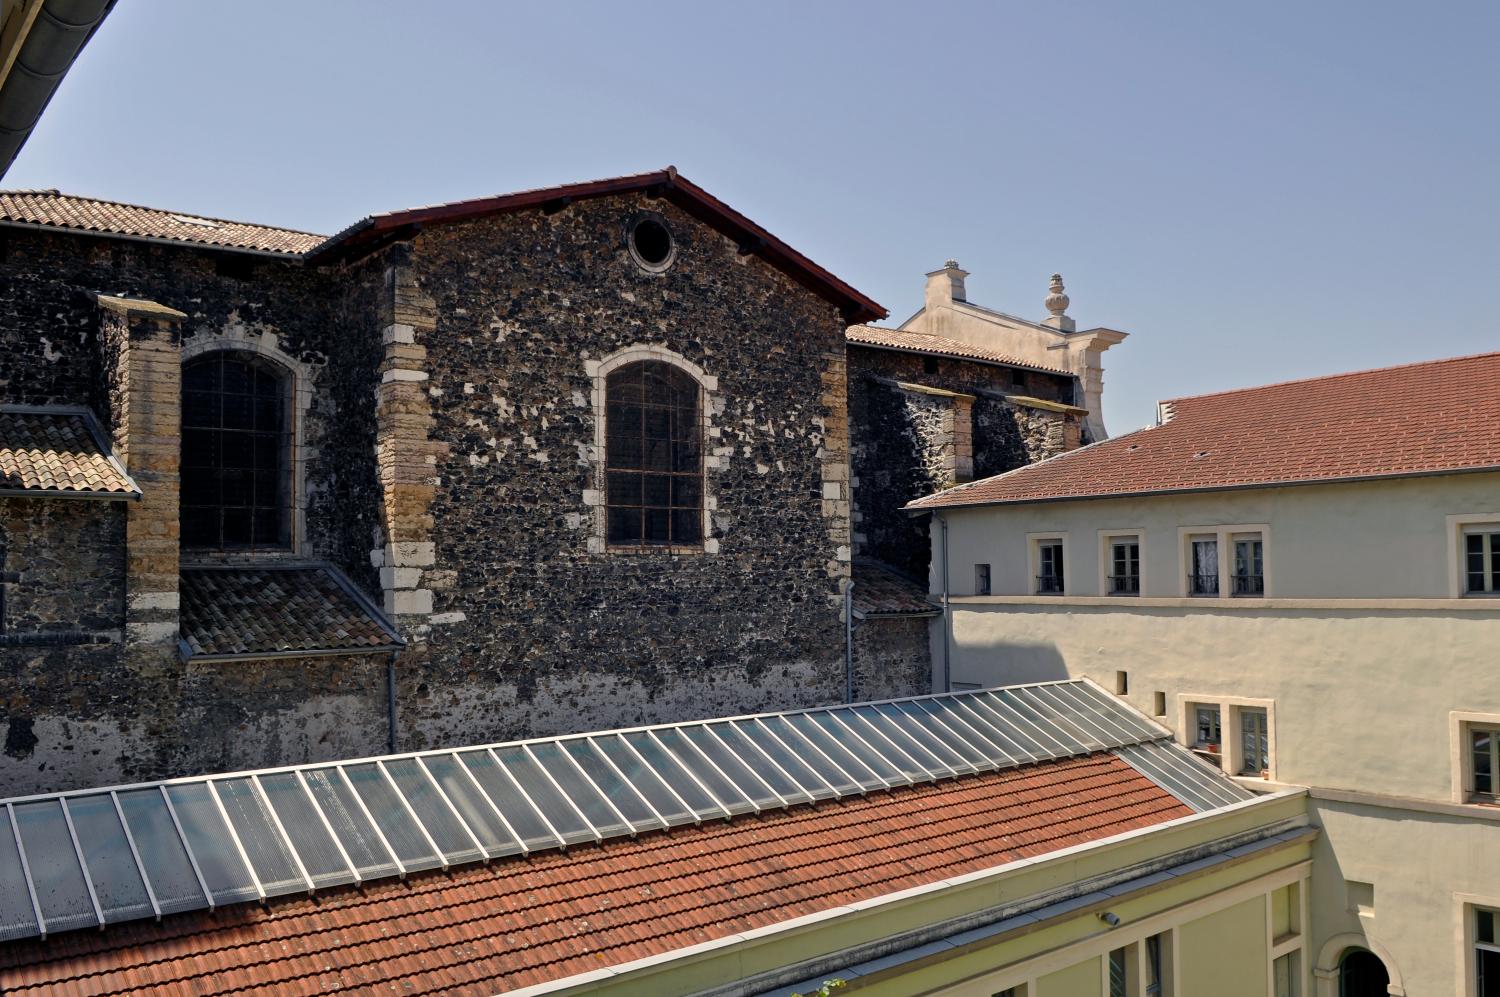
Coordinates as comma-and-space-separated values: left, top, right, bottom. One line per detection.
671, 509, 701, 544
12, 801, 95, 933
115, 789, 207, 915
65, 795, 152, 923
162, 783, 258, 905
456, 750, 564, 851
180, 353, 290, 550
300, 769, 400, 879
253, 773, 354, 889
1475, 731, 1494, 795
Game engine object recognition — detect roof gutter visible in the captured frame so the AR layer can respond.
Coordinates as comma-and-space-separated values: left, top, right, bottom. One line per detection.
0, 0, 116, 178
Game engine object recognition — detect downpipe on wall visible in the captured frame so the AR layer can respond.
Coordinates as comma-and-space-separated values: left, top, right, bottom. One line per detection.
938, 512, 952, 693
387, 652, 398, 754
843, 580, 856, 704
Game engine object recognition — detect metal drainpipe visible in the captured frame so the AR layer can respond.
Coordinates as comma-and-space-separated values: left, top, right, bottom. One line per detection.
938, 513, 952, 693
843, 581, 856, 704
386, 652, 398, 754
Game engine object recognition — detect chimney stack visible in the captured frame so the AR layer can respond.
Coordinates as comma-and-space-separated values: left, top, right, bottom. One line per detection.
924, 259, 969, 309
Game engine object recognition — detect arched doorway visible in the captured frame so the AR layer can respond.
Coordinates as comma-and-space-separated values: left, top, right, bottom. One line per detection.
1339, 948, 1390, 996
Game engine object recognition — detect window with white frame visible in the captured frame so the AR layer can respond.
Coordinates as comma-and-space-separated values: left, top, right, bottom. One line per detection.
1231, 532, 1264, 597
1192, 704, 1223, 765
1109, 536, 1141, 595
1187, 535, 1219, 596
1466, 527, 1500, 596
1477, 906, 1500, 995
1036, 540, 1065, 594
1239, 706, 1269, 775
1469, 724, 1500, 803
1102, 932, 1172, 996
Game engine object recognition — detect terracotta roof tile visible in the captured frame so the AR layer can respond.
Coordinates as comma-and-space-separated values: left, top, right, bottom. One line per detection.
0, 190, 323, 256
178, 565, 401, 659
851, 561, 938, 616
848, 325, 1074, 377
911, 350, 1500, 509
0, 754, 1190, 996
0, 407, 138, 497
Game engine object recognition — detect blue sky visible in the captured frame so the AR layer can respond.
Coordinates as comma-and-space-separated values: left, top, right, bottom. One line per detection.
11, 1, 1497, 432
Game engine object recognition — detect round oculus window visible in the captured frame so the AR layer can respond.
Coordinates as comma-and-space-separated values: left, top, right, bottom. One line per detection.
628, 215, 675, 271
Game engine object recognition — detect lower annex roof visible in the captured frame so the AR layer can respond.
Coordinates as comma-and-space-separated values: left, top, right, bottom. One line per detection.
0, 680, 1254, 994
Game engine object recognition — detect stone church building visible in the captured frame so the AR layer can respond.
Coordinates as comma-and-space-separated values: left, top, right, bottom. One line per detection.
0, 168, 1123, 794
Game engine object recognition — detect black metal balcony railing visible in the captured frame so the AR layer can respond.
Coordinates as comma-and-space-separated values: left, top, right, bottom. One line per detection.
1187, 573, 1219, 596
1035, 574, 1065, 595
1231, 573, 1265, 596
1108, 574, 1140, 595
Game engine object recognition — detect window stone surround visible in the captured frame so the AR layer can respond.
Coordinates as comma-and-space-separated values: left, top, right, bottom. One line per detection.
583, 344, 721, 556
180, 328, 318, 559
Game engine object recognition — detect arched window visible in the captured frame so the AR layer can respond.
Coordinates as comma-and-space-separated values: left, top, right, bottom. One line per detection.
605, 360, 702, 548
181, 352, 292, 550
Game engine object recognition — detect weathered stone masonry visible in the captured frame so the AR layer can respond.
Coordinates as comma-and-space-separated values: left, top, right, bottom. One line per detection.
380, 194, 857, 746
846, 342, 1087, 580
0, 181, 874, 794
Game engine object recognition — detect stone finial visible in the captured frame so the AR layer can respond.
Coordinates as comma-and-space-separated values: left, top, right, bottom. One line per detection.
1041, 273, 1075, 332
1045, 274, 1069, 318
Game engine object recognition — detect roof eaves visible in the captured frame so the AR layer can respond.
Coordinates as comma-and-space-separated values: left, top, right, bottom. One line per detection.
0, 216, 310, 259
846, 330, 1077, 379
913, 461, 1500, 512
302, 168, 887, 323
0, 403, 141, 500
905, 427, 1152, 512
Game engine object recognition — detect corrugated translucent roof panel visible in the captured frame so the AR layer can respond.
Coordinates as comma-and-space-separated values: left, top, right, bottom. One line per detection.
0, 679, 1248, 942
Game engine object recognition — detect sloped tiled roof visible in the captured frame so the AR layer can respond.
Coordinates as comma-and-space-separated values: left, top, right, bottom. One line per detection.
0, 407, 138, 498
848, 325, 1074, 377
178, 564, 401, 659
910, 351, 1500, 510
0, 753, 1191, 997
0, 190, 324, 255
852, 560, 938, 617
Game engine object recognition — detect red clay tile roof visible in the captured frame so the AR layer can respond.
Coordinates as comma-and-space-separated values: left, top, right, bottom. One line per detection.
848, 325, 1074, 377
0, 407, 138, 498
852, 561, 938, 617
910, 350, 1500, 510
179, 565, 401, 659
0, 190, 324, 255
0, 754, 1189, 997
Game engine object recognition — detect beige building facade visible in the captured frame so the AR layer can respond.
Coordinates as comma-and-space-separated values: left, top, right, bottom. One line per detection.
896, 262, 1127, 442
911, 352, 1500, 996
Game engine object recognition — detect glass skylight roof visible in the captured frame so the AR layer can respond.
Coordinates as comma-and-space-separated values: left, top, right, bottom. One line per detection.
0, 679, 1251, 942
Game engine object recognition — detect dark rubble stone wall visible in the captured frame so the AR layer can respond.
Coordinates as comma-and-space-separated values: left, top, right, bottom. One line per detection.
847, 343, 1082, 580
399, 193, 853, 744
852, 615, 932, 702
0, 228, 387, 794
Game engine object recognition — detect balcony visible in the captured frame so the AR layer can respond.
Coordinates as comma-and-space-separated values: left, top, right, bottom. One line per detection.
1187, 573, 1219, 597
1035, 575, 1065, 595
1107, 574, 1140, 595
1231, 573, 1265, 597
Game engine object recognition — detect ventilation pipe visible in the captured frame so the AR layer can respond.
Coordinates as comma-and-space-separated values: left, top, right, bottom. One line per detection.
0, 0, 116, 178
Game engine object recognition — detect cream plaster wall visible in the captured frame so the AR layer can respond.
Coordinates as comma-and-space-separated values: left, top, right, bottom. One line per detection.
1177, 896, 1269, 995
933, 471, 1500, 601
1035, 960, 1102, 997
926, 471, 1500, 995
